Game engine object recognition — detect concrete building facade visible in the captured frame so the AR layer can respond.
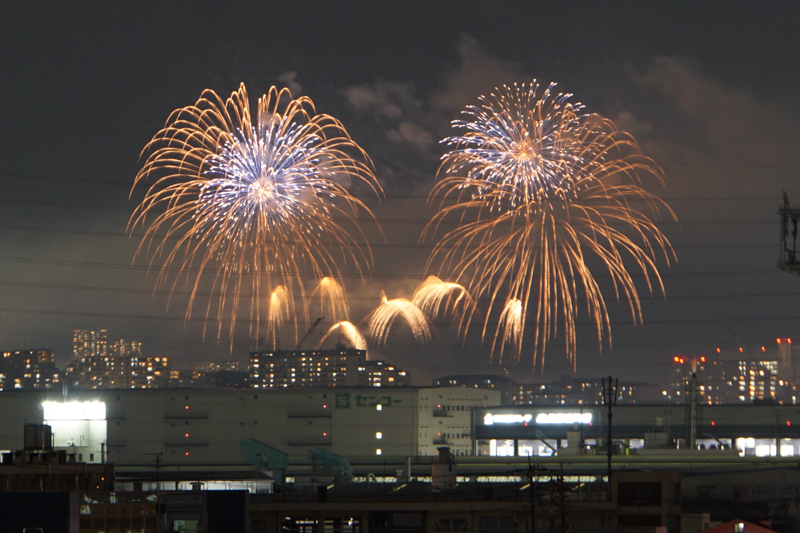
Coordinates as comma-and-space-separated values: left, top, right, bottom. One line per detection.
0, 387, 501, 467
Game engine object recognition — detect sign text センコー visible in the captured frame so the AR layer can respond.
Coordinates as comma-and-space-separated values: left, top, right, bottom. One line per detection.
335, 393, 402, 408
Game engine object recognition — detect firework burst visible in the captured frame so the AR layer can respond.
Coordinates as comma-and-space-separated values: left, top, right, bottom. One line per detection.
366, 291, 432, 347
492, 298, 523, 360
411, 275, 476, 338
130, 84, 382, 340
267, 285, 293, 349
309, 277, 349, 322
426, 80, 675, 370
318, 320, 368, 354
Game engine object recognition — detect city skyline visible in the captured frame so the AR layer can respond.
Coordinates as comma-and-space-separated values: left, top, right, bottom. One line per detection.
3, 327, 799, 407
1, 3, 799, 384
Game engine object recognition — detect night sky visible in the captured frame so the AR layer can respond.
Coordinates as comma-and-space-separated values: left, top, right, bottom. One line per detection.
1, 2, 799, 385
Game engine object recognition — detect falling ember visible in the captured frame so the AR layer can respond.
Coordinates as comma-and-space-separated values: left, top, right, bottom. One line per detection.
411, 275, 476, 338
318, 320, 368, 355
366, 291, 432, 347
425, 80, 675, 370
130, 83, 382, 342
491, 299, 523, 363
309, 277, 349, 322
268, 285, 293, 349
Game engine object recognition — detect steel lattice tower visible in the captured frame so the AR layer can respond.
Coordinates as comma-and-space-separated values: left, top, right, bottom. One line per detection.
779, 192, 800, 276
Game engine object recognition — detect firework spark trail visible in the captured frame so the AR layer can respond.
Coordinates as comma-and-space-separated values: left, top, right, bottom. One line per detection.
267, 285, 294, 349
318, 320, 368, 355
130, 84, 382, 341
491, 298, 523, 361
411, 275, 476, 338
366, 290, 432, 347
425, 80, 675, 370
309, 277, 349, 322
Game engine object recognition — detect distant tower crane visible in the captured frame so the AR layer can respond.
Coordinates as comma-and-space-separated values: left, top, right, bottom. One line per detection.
295, 317, 324, 350
779, 192, 800, 276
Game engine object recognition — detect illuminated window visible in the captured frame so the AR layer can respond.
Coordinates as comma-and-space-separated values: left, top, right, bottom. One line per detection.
376, 432, 382, 439
376, 449, 382, 455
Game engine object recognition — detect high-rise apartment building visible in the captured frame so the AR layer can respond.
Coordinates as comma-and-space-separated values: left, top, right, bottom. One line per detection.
65, 330, 165, 389
358, 359, 410, 387
66, 330, 115, 388
665, 339, 800, 405
249, 346, 409, 388
510, 375, 647, 406
129, 356, 170, 388
0, 349, 60, 390
73, 329, 107, 359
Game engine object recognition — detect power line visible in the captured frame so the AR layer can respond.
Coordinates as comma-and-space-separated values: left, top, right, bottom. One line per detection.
0, 224, 779, 251
0, 280, 796, 303
0, 196, 783, 227
0, 171, 795, 203
0, 304, 797, 328
0, 255, 785, 279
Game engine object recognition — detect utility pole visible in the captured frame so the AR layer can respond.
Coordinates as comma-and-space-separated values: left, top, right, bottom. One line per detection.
520, 460, 542, 533
602, 376, 618, 501
145, 452, 163, 490
686, 372, 701, 449
559, 464, 566, 533
528, 462, 536, 533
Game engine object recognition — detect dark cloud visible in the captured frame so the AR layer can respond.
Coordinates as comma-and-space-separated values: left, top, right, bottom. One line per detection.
277, 71, 303, 97
345, 81, 419, 119
431, 35, 529, 112
386, 122, 435, 152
